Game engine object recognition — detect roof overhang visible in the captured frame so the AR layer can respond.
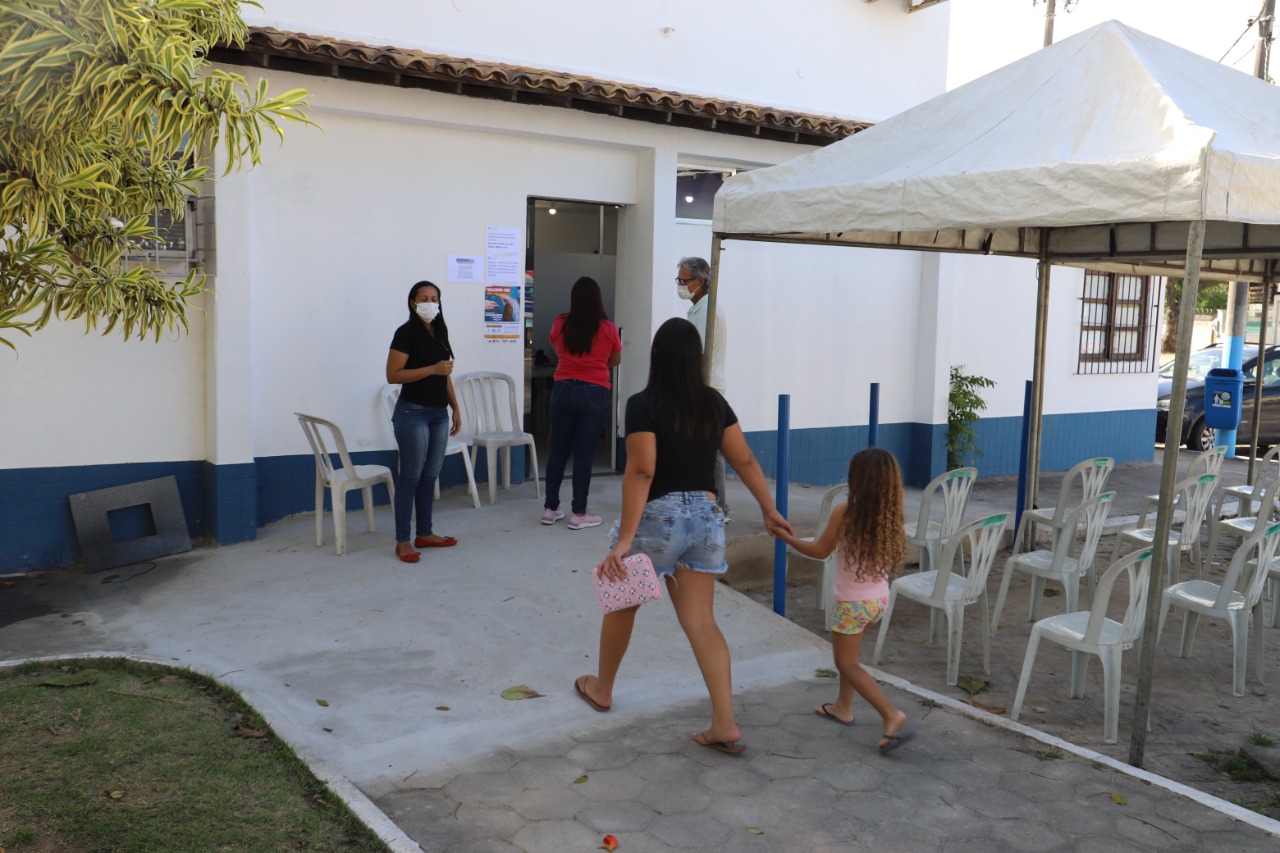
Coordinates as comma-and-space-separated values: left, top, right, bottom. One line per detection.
210, 28, 869, 146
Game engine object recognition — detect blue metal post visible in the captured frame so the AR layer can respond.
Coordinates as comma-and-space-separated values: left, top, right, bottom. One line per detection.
773, 394, 791, 616
868, 382, 880, 448
1015, 380, 1033, 538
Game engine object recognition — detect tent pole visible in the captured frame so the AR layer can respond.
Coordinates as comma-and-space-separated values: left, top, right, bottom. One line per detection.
1128, 219, 1206, 768
705, 235, 723, 387
1247, 262, 1273, 482
1025, 232, 1051, 524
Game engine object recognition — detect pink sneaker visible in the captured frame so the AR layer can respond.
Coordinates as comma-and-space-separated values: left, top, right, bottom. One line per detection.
541, 508, 565, 525
568, 512, 602, 530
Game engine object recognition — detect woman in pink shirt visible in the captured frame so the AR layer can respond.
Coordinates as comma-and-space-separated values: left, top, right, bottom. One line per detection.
541, 277, 622, 530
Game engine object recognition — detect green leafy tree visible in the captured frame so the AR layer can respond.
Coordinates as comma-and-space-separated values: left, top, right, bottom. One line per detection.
948, 365, 995, 469
0, 0, 313, 350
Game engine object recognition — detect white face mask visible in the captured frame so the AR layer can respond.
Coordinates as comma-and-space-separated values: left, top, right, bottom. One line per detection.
677, 284, 694, 301
415, 301, 440, 322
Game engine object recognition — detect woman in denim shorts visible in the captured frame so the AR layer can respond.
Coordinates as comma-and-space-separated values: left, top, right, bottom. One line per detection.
574, 318, 793, 755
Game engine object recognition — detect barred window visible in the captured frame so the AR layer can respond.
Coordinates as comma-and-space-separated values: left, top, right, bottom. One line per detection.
1077, 271, 1159, 374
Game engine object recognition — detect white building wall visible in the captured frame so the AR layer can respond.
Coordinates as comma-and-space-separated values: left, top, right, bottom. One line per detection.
946, 253, 1157, 418
245, 0, 950, 122
3, 315, 206, 468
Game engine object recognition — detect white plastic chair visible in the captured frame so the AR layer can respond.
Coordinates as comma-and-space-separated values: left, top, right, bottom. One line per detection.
903, 467, 977, 574
1010, 547, 1155, 744
295, 413, 395, 556
453, 371, 542, 504
784, 484, 847, 629
1110, 472, 1218, 589
991, 491, 1115, 632
872, 512, 1008, 686
1158, 519, 1280, 696
383, 385, 480, 509
1266, 555, 1280, 628
1214, 444, 1280, 522
1014, 457, 1114, 553
1202, 472, 1280, 578
1137, 445, 1226, 528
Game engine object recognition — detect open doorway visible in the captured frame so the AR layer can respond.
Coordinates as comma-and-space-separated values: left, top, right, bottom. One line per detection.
525, 197, 621, 475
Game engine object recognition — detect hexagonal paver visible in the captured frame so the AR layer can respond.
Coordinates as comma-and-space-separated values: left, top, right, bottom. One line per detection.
510, 819, 602, 853
698, 764, 765, 795
628, 752, 702, 782
834, 791, 918, 825
811, 761, 887, 793
747, 750, 818, 779
706, 792, 792, 828
647, 812, 731, 848
882, 768, 957, 802
502, 756, 585, 790
738, 725, 801, 754
567, 740, 639, 770
762, 776, 839, 810
509, 786, 586, 821
443, 770, 529, 805
577, 799, 660, 833
453, 803, 525, 838
573, 768, 648, 802
637, 780, 713, 815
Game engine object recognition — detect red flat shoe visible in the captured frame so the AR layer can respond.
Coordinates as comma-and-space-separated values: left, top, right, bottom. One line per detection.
414, 535, 458, 548
395, 547, 421, 563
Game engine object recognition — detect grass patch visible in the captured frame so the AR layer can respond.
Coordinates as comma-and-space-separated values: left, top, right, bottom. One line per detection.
1037, 748, 1064, 761
1220, 754, 1264, 783
0, 658, 386, 852
1191, 751, 1219, 766
1248, 731, 1275, 747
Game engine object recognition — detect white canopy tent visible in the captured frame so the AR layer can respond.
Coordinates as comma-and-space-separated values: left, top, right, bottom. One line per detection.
706, 20, 1280, 764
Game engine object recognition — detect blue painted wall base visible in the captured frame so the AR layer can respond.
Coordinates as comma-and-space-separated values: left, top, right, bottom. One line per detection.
1, 410, 1154, 572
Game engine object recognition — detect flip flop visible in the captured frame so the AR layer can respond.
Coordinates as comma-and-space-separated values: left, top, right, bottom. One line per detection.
815, 703, 856, 727
691, 731, 746, 755
414, 535, 458, 548
878, 730, 917, 755
574, 676, 610, 713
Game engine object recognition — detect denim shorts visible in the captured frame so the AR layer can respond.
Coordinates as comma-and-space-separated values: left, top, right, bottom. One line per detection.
610, 491, 727, 576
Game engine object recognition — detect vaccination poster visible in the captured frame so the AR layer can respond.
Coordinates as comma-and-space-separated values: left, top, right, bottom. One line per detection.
484, 285, 521, 343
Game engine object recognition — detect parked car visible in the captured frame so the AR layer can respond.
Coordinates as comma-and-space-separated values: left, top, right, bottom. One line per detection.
1156, 343, 1280, 451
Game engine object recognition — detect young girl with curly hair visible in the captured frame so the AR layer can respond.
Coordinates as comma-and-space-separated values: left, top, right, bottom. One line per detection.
771, 448, 914, 753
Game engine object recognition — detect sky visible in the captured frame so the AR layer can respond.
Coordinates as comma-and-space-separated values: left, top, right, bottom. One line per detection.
948, 0, 1271, 86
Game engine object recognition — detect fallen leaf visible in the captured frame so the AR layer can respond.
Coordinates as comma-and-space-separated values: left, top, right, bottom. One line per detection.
157, 675, 181, 684
41, 670, 100, 687
599, 834, 619, 851
316, 699, 330, 707
1043, 588, 1061, 597
955, 675, 989, 696
1110, 793, 1127, 806
747, 827, 765, 835
69, 708, 82, 722
968, 697, 1006, 714
435, 706, 450, 711
235, 724, 268, 738
574, 775, 589, 784
104, 790, 125, 799
100, 574, 119, 584
501, 685, 544, 701
322, 727, 333, 733
814, 668, 838, 678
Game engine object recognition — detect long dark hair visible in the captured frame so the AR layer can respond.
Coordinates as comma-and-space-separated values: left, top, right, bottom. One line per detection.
406, 280, 452, 355
646, 317, 719, 443
559, 276, 606, 356
840, 449, 908, 580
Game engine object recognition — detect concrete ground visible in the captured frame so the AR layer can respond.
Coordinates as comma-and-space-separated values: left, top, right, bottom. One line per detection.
2, 450, 1280, 851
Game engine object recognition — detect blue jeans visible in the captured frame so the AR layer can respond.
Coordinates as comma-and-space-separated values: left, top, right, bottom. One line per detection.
544, 379, 610, 515
392, 399, 449, 542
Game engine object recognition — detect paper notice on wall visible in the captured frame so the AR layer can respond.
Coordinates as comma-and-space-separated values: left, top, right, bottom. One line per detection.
485, 226, 522, 287
448, 254, 484, 284
484, 285, 522, 343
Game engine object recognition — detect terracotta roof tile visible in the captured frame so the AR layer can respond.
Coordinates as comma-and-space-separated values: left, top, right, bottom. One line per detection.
212, 28, 869, 144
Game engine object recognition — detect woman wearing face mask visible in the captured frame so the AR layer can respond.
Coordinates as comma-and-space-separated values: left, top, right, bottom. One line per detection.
386, 281, 462, 563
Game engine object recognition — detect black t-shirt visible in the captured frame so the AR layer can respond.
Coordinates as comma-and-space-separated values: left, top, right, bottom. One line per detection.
390, 319, 454, 408
624, 387, 738, 502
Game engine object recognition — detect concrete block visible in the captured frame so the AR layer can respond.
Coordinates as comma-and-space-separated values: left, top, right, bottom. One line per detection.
68, 476, 191, 572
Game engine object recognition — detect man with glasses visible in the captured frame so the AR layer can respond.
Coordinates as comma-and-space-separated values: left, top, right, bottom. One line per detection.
676, 256, 730, 516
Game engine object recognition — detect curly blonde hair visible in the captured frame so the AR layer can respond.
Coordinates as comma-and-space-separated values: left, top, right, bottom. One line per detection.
838, 448, 908, 581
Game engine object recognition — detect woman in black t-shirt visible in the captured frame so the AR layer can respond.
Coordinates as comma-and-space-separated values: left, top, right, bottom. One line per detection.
386, 281, 462, 563
573, 318, 793, 754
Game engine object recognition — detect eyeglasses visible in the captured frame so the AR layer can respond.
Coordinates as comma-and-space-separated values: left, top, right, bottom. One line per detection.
675, 277, 698, 286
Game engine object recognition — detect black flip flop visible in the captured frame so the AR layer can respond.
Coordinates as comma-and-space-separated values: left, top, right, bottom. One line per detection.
691, 732, 746, 754
815, 703, 856, 727
574, 676, 609, 713
878, 730, 917, 754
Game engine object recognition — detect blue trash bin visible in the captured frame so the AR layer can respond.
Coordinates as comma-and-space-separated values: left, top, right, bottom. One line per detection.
1204, 367, 1245, 430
